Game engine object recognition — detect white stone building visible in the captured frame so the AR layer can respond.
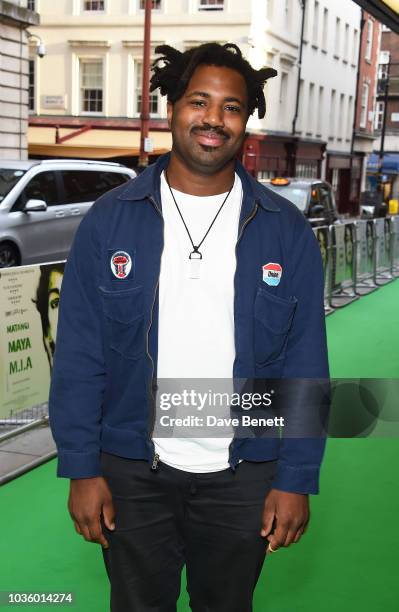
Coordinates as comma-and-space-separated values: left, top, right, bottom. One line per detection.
27, 0, 362, 195
0, 0, 39, 159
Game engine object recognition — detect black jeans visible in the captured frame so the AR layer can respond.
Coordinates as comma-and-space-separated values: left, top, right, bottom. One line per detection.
100, 451, 278, 612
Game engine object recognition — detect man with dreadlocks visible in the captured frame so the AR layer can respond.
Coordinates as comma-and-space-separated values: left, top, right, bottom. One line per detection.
49, 42, 329, 611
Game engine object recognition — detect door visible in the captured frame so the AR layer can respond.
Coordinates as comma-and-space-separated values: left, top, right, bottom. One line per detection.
9, 171, 65, 264
59, 170, 130, 259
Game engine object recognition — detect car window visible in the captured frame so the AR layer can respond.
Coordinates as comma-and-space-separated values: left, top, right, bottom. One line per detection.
22, 171, 59, 207
266, 184, 309, 211
61, 170, 130, 204
0, 168, 26, 203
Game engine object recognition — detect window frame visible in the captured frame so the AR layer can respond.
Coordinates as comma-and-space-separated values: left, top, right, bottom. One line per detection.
360, 83, 369, 128
79, 57, 104, 116
28, 58, 36, 113
365, 19, 373, 61
197, 0, 225, 11
133, 59, 162, 118
82, 0, 106, 12
138, 0, 162, 10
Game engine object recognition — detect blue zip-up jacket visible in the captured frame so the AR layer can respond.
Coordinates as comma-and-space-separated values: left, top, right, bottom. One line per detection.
48, 152, 329, 494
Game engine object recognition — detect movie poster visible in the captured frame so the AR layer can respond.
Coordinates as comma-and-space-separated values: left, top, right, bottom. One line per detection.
0, 261, 65, 419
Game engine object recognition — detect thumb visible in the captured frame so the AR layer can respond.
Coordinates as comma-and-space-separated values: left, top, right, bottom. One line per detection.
102, 501, 116, 531
261, 498, 276, 538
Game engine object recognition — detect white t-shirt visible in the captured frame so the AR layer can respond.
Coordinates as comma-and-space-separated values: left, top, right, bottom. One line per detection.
153, 170, 243, 472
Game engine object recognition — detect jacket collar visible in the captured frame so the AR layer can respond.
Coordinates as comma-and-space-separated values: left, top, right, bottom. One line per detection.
117, 151, 280, 213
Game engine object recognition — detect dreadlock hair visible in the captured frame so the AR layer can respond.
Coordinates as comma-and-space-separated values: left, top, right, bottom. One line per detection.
150, 42, 277, 119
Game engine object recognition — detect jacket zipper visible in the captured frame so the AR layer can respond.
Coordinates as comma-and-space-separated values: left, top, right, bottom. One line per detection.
146, 195, 164, 471
228, 199, 259, 471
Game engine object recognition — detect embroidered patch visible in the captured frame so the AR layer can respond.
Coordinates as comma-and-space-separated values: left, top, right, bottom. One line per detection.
110, 250, 132, 279
262, 262, 282, 286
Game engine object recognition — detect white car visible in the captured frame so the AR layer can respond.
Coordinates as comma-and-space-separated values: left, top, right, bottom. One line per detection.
0, 159, 136, 267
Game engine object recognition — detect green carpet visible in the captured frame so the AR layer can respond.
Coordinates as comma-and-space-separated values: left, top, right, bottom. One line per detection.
1, 279, 399, 611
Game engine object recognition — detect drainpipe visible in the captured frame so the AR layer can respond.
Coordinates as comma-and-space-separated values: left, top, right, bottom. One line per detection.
292, 0, 306, 137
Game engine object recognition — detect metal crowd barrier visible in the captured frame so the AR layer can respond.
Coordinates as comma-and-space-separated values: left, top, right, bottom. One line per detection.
354, 220, 378, 296
313, 226, 334, 315
390, 216, 399, 277
374, 218, 394, 285
313, 216, 399, 311
328, 222, 359, 309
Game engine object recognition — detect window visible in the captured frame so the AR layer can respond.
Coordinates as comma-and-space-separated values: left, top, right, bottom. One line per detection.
284, 0, 292, 27
317, 85, 324, 135
322, 8, 328, 51
135, 61, 160, 115
347, 95, 353, 137
308, 82, 315, 133
279, 72, 288, 109
83, 1, 104, 10
312, 1, 319, 46
334, 17, 341, 56
267, 0, 273, 20
374, 101, 385, 130
28, 59, 35, 112
360, 83, 369, 128
352, 29, 359, 64
365, 19, 373, 61
339, 93, 345, 138
297, 78, 304, 132
344, 24, 349, 60
23, 172, 59, 207
329, 89, 336, 136
80, 59, 103, 113
62, 171, 129, 204
198, 0, 224, 10
27, 0, 36, 10
139, 0, 161, 8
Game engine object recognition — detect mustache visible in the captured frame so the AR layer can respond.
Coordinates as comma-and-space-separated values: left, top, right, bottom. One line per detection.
192, 125, 229, 139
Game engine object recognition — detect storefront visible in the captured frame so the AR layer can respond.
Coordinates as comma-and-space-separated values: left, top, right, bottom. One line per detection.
366, 152, 399, 200
242, 133, 325, 181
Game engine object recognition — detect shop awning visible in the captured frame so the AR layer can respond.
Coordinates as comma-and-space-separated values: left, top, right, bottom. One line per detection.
367, 152, 399, 173
28, 126, 172, 159
353, 0, 399, 33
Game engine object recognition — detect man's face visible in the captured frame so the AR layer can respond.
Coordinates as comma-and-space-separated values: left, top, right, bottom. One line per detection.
44, 269, 63, 368
167, 64, 249, 174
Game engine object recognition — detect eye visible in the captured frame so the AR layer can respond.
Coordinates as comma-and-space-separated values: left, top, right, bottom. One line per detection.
225, 105, 241, 113
50, 297, 59, 310
191, 100, 206, 107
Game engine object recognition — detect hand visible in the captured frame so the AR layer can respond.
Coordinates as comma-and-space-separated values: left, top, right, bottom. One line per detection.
68, 477, 115, 549
261, 488, 310, 550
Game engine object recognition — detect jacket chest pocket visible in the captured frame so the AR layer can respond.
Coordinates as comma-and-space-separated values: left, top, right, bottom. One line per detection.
99, 285, 144, 360
254, 287, 297, 367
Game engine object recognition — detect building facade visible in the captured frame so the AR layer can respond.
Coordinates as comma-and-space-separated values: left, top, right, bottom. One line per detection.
0, 0, 39, 159
351, 9, 381, 216
368, 26, 399, 201
28, 0, 364, 202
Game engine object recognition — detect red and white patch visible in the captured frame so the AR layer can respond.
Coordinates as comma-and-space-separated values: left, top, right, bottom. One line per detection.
110, 250, 132, 279
262, 262, 282, 286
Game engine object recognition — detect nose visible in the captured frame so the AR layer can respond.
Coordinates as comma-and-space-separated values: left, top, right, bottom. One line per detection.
202, 102, 225, 129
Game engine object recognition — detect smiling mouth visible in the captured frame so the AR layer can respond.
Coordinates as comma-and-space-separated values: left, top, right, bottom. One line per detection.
192, 130, 227, 148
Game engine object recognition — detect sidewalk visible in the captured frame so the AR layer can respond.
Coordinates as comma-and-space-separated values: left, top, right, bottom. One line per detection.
0, 423, 56, 484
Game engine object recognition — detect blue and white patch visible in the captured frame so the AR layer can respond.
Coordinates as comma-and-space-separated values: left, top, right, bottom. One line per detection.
110, 250, 132, 279
262, 262, 282, 286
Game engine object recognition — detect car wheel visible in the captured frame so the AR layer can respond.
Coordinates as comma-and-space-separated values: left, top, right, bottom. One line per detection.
0, 242, 20, 268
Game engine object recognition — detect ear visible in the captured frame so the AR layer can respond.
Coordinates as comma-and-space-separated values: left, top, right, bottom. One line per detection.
167, 101, 173, 129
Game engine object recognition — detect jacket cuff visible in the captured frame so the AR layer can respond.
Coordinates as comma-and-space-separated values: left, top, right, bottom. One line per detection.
56, 451, 102, 479
272, 462, 321, 495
